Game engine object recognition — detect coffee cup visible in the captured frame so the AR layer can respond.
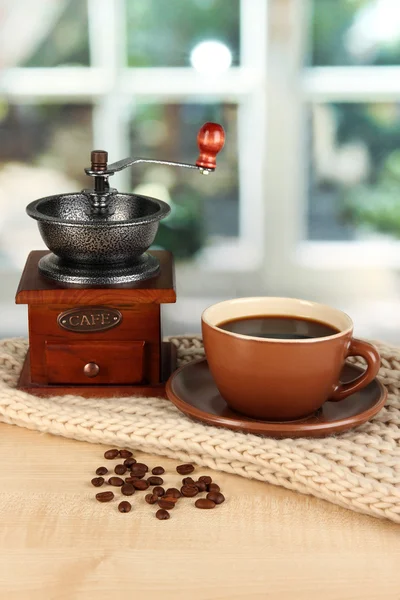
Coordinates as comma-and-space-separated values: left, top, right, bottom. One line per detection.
201, 297, 381, 421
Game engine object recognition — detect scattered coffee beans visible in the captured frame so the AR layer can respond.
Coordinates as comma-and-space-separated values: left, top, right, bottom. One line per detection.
133, 479, 149, 491
119, 450, 133, 458
96, 491, 114, 502
130, 464, 148, 476
156, 509, 170, 520
92, 451, 225, 519
158, 498, 176, 510
208, 483, 220, 493
121, 483, 135, 496
176, 463, 194, 475
152, 466, 165, 475
145, 493, 159, 505
104, 449, 119, 460
134, 463, 149, 472
114, 464, 127, 475
198, 476, 212, 485
195, 498, 216, 509
147, 476, 164, 486
207, 492, 225, 505
194, 480, 207, 492
182, 477, 195, 486
181, 485, 199, 497
125, 476, 140, 483
118, 501, 131, 513
108, 476, 124, 487
129, 471, 145, 479
91, 477, 105, 487
165, 488, 181, 498
96, 466, 108, 476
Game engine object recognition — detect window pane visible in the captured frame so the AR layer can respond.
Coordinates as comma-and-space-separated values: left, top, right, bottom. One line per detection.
308, 102, 400, 241
126, 0, 240, 68
129, 103, 238, 259
19, 0, 89, 67
311, 0, 400, 66
0, 103, 93, 268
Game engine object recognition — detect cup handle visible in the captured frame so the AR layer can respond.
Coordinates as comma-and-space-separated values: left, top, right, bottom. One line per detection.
330, 338, 381, 401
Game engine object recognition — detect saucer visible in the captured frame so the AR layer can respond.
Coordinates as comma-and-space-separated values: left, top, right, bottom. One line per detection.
166, 359, 387, 438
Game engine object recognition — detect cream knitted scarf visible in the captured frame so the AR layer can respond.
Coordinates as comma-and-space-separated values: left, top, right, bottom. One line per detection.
0, 337, 399, 523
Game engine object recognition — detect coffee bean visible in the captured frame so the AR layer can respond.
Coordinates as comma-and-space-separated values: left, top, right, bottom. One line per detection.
108, 476, 124, 486
91, 477, 105, 487
114, 464, 127, 475
164, 496, 179, 504
96, 466, 108, 476
135, 463, 149, 472
129, 471, 145, 479
181, 485, 199, 497
207, 492, 225, 505
119, 449, 133, 458
123, 458, 136, 468
125, 476, 140, 483
121, 483, 135, 496
118, 501, 131, 513
130, 464, 148, 475
152, 486, 165, 497
208, 483, 220, 493
133, 479, 149, 491
147, 476, 164, 486
152, 466, 165, 475
104, 449, 119, 460
176, 463, 194, 475
156, 509, 170, 520
96, 491, 114, 502
145, 493, 159, 504
165, 488, 181, 499
194, 480, 207, 492
195, 498, 216, 509
158, 498, 176, 510
182, 477, 195, 486
198, 476, 212, 485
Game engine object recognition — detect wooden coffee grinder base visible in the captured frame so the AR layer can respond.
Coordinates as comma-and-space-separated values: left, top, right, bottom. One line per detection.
15, 250, 177, 399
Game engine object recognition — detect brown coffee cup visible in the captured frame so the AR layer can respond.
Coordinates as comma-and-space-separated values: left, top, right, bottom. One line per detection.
202, 297, 381, 421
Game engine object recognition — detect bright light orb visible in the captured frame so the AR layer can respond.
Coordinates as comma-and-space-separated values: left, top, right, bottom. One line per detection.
190, 40, 232, 74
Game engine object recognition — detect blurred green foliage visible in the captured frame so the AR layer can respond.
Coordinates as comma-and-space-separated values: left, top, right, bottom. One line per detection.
126, 0, 240, 67
312, 1, 400, 239
23, 0, 89, 67
312, 0, 400, 66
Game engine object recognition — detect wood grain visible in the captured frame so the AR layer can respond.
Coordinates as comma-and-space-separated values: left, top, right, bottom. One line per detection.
28, 303, 161, 384
17, 342, 176, 398
45, 341, 145, 385
0, 423, 398, 600
15, 250, 176, 305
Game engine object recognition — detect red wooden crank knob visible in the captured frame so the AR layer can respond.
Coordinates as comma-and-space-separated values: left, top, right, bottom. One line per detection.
196, 122, 225, 170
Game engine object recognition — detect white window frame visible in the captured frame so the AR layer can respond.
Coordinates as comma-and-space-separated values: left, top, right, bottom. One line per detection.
262, 0, 400, 305
2, 0, 397, 308
0, 0, 268, 301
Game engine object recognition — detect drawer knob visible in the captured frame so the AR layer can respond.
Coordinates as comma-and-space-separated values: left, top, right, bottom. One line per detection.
83, 362, 100, 378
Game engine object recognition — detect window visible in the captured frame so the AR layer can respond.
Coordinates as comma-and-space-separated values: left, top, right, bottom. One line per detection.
301, 0, 400, 265
1, 0, 400, 342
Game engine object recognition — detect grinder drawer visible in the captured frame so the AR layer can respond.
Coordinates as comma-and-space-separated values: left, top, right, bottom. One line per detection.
45, 341, 145, 385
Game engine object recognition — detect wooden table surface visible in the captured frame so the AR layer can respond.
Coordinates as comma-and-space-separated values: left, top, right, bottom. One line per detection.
0, 423, 399, 600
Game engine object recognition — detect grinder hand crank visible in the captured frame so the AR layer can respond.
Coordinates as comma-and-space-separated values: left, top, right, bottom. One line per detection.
86, 122, 225, 195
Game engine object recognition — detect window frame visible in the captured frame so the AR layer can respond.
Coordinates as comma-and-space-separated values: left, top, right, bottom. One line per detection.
0, 0, 268, 291
2, 0, 397, 307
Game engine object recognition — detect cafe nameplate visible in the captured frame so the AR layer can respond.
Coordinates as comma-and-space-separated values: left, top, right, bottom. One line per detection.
57, 307, 122, 333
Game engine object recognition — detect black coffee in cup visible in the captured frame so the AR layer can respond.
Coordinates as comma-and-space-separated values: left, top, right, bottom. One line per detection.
217, 315, 339, 340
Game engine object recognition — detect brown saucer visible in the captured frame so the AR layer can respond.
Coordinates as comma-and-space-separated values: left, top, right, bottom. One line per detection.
166, 359, 387, 438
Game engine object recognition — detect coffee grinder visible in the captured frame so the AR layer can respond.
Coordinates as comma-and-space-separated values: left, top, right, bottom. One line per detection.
15, 122, 225, 398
